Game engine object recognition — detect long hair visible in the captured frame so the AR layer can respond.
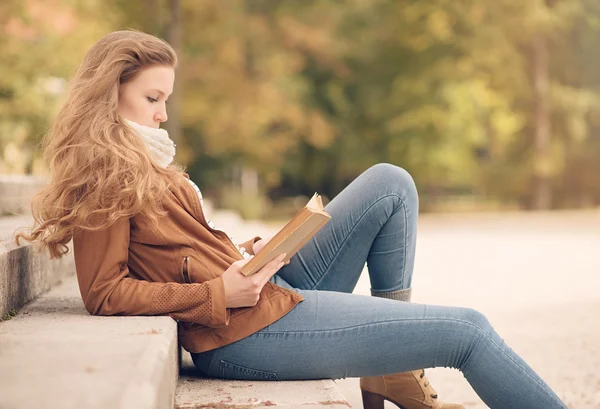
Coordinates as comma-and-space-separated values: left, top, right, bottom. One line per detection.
14, 30, 187, 259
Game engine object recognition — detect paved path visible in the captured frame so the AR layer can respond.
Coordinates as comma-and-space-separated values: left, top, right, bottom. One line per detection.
211, 209, 600, 409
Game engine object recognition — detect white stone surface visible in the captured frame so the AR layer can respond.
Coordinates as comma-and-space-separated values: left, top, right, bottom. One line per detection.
0, 215, 75, 317
177, 351, 350, 409
0, 275, 179, 409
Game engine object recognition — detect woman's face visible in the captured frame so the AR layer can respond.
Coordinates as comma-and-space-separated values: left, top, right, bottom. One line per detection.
117, 65, 174, 128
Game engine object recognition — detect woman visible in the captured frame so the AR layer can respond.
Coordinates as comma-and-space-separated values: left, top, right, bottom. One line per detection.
15, 30, 568, 409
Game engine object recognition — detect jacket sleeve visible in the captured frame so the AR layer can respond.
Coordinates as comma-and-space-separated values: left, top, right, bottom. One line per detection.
72, 216, 230, 328
237, 236, 262, 255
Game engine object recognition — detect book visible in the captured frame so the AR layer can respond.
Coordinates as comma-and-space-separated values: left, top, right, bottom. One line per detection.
240, 192, 331, 277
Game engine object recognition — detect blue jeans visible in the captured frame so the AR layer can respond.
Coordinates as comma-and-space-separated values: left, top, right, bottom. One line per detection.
191, 163, 567, 409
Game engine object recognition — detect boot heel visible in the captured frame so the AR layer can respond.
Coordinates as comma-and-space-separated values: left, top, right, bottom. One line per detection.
361, 389, 386, 409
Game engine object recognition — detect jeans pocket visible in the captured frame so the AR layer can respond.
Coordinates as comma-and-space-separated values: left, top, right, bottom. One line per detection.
218, 359, 281, 381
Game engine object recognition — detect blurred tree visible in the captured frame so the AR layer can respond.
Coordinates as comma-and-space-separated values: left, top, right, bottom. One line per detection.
0, 0, 117, 175
4, 0, 599, 212
164, 0, 183, 148
452, 0, 600, 209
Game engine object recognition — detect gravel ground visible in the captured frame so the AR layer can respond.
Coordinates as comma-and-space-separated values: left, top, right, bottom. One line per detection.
210, 209, 600, 409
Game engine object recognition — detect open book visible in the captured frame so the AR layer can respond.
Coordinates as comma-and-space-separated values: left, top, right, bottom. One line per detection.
240, 192, 331, 277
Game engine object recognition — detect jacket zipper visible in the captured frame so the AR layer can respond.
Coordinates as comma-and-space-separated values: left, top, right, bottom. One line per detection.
182, 256, 192, 283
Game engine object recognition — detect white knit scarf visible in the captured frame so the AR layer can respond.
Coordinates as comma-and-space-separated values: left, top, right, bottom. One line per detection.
124, 119, 176, 168
123, 119, 252, 258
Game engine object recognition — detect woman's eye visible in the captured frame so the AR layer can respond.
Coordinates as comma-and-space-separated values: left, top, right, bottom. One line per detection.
147, 97, 158, 103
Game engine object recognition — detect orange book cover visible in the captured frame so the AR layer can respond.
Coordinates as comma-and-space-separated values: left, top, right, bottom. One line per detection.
240, 192, 331, 277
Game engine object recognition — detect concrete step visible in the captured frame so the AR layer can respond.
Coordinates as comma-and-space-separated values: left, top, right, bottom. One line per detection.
0, 274, 179, 409
176, 352, 351, 409
0, 215, 75, 319
1, 215, 351, 409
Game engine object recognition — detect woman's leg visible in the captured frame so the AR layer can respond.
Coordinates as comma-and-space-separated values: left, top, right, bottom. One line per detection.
192, 289, 568, 409
274, 162, 418, 296
192, 163, 567, 408
272, 163, 440, 407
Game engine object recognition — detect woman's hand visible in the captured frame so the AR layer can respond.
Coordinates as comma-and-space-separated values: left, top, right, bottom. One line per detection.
252, 235, 273, 255
221, 253, 287, 308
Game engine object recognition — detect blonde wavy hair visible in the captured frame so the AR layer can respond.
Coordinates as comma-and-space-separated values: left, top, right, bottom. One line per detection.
14, 30, 187, 259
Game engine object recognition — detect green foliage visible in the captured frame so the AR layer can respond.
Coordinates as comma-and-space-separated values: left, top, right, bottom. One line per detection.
219, 186, 273, 221
0, 0, 117, 174
3, 0, 600, 211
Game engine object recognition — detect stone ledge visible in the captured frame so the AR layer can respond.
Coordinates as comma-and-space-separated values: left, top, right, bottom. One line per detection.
0, 274, 179, 409
176, 353, 351, 409
0, 215, 75, 317
0, 215, 351, 409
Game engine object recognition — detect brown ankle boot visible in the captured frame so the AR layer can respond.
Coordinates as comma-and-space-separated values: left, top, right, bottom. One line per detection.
360, 369, 465, 409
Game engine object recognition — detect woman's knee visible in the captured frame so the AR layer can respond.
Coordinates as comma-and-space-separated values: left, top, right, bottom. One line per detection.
442, 306, 495, 349
459, 307, 493, 334
367, 163, 418, 206
439, 307, 495, 370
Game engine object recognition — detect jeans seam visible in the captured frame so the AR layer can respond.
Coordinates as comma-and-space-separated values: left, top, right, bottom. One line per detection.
219, 359, 281, 381
399, 192, 408, 288
311, 193, 407, 290
258, 316, 479, 334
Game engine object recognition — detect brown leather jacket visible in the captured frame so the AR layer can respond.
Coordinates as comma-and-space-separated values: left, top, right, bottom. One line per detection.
72, 172, 304, 353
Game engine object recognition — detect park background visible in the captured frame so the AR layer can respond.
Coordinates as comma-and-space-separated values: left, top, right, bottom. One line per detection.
1, 1, 599, 408
2, 0, 600, 218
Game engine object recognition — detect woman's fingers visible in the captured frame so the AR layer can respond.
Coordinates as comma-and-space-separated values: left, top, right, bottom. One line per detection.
255, 253, 287, 286
222, 254, 287, 308
230, 258, 250, 272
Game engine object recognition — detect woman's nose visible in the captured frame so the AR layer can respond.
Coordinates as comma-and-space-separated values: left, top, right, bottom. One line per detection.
155, 106, 168, 123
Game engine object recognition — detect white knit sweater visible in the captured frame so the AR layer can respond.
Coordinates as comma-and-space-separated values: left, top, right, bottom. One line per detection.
124, 119, 252, 259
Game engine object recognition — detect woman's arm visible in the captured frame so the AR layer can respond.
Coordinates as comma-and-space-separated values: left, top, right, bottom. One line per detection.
72, 216, 230, 328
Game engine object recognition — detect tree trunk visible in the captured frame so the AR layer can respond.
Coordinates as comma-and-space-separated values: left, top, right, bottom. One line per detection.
241, 166, 258, 197
531, 31, 552, 210
165, 0, 182, 150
